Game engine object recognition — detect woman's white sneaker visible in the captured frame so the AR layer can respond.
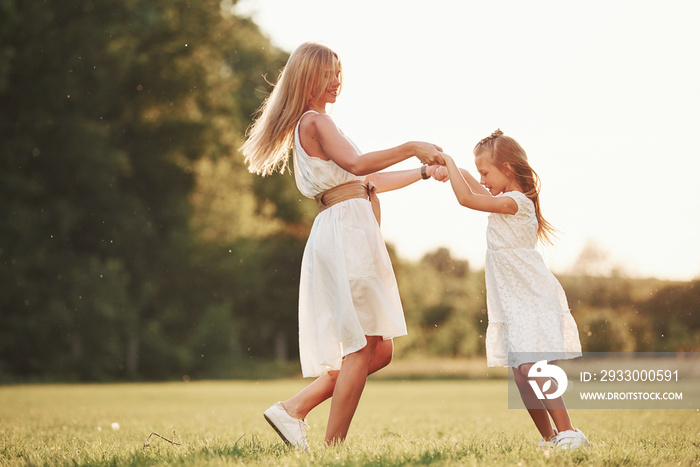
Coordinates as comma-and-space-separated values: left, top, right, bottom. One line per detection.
263, 402, 310, 451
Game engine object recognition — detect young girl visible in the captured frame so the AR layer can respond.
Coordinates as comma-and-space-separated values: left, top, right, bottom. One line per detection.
439, 129, 590, 449
241, 42, 445, 449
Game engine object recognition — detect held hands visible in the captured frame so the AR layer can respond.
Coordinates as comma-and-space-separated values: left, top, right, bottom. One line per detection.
412, 142, 445, 166
411, 144, 453, 181
417, 148, 452, 181
431, 165, 449, 181
427, 152, 454, 182
435, 152, 456, 177
425, 164, 449, 182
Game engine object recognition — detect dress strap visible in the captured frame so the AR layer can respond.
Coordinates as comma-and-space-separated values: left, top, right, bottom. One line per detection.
296, 110, 320, 133
299, 109, 319, 121
314, 180, 381, 226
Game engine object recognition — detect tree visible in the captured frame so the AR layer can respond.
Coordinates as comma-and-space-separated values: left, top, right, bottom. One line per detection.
0, 0, 299, 380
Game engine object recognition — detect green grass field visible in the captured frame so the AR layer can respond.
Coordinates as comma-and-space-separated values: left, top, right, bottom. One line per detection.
1, 378, 698, 466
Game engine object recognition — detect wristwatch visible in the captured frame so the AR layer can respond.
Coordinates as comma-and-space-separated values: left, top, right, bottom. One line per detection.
421, 165, 429, 180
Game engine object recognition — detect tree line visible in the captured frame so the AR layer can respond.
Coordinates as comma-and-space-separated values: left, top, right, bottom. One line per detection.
1, 1, 697, 382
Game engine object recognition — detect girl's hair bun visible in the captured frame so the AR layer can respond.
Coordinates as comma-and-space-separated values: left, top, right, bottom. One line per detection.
477, 128, 503, 146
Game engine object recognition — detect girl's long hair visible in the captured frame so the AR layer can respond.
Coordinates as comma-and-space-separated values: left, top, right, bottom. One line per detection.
474, 129, 557, 245
241, 42, 342, 176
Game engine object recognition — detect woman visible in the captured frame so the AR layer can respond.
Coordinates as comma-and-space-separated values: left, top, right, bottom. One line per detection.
242, 41, 445, 448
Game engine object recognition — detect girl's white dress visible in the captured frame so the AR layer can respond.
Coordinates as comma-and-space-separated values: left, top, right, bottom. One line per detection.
292, 111, 407, 378
485, 191, 582, 367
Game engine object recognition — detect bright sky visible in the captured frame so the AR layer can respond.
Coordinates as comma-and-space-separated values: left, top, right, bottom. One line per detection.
234, 0, 700, 281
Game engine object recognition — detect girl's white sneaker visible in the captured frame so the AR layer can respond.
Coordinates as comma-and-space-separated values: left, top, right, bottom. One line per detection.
553, 429, 590, 449
538, 437, 555, 447
537, 438, 554, 448
537, 429, 557, 447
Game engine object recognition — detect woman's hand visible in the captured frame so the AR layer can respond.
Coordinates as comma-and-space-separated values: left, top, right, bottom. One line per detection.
411, 142, 445, 166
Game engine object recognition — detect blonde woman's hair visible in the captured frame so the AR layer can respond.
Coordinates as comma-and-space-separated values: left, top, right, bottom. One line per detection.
241, 42, 342, 176
474, 129, 557, 245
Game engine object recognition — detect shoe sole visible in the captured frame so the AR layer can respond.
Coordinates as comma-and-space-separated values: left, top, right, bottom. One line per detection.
264, 412, 293, 446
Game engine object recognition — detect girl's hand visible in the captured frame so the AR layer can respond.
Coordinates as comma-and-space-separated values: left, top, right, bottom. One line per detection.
428, 165, 449, 182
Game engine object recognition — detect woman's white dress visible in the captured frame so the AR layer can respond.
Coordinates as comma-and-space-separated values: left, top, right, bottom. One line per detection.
292, 111, 407, 378
485, 191, 582, 368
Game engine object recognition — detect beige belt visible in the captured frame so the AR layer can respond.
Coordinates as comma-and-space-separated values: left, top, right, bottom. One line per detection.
314, 180, 381, 226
